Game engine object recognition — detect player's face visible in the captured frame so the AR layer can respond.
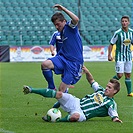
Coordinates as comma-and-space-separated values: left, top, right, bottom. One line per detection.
104, 82, 117, 98
121, 18, 130, 29
53, 19, 66, 32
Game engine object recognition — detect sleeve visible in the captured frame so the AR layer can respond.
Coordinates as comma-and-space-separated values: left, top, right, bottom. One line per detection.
110, 32, 118, 45
91, 82, 100, 92
68, 21, 77, 29
108, 103, 119, 119
49, 32, 56, 46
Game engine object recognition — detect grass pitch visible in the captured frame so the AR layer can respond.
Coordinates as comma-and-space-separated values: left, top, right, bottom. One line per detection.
0, 62, 132, 133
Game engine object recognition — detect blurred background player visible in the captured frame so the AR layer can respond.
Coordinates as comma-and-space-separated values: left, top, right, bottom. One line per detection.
49, 31, 63, 56
108, 15, 133, 97
41, 4, 83, 93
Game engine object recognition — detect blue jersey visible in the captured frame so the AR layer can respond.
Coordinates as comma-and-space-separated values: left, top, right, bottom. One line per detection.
59, 21, 83, 64
49, 31, 63, 53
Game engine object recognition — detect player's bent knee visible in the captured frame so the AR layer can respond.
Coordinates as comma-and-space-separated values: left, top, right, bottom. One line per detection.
70, 113, 80, 122
56, 91, 63, 99
41, 60, 53, 69
117, 74, 123, 79
41, 62, 45, 69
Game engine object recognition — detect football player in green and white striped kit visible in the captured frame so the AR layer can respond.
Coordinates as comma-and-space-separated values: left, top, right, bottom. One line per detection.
108, 15, 133, 97
23, 66, 122, 123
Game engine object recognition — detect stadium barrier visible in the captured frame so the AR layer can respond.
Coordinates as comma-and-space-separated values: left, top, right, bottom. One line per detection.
10, 45, 109, 62
1, 45, 133, 62
0, 45, 10, 62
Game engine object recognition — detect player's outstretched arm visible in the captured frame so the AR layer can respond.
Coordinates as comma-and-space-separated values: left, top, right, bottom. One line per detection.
53, 4, 79, 25
82, 66, 95, 85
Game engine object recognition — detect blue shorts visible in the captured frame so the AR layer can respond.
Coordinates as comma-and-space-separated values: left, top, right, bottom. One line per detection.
49, 55, 83, 85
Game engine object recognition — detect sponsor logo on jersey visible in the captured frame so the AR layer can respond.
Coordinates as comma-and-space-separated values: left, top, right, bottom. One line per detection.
94, 93, 103, 104
123, 39, 131, 46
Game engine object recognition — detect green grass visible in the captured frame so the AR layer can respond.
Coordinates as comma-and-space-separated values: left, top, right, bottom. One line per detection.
0, 62, 133, 133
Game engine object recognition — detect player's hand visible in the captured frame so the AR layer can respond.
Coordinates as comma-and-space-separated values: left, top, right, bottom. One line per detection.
108, 55, 113, 61
51, 51, 55, 56
82, 66, 89, 74
113, 117, 123, 123
53, 4, 64, 11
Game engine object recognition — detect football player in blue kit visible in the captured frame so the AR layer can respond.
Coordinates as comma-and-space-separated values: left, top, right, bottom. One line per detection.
49, 31, 75, 90
41, 4, 83, 93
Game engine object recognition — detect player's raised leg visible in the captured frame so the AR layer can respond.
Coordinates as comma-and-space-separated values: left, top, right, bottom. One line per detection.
23, 85, 56, 98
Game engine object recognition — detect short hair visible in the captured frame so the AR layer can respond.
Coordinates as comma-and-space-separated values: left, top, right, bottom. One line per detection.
51, 12, 66, 23
109, 79, 120, 94
121, 15, 130, 21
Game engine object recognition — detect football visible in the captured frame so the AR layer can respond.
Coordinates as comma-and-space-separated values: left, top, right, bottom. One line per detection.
46, 108, 62, 122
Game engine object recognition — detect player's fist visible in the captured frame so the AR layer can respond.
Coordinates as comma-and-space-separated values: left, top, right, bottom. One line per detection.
51, 51, 55, 56
108, 55, 113, 61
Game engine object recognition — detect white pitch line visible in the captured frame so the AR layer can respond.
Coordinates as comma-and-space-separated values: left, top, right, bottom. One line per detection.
0, 128, 15, 133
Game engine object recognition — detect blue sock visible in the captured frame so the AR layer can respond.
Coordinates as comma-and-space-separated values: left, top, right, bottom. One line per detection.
42, 69, 55, 90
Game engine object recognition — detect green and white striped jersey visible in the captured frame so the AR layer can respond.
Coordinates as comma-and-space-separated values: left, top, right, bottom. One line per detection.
80, 82, 118, 120
110, 28, 133, 61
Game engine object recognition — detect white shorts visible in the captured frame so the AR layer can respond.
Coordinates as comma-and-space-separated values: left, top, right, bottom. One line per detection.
58, 93, 86, 122
115, 61, 132, 73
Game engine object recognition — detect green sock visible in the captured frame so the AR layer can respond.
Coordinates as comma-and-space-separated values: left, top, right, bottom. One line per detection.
125, 78, 132, 94
113, 75, 119, 80
31, 88, 56, 98
57, 114, 70, 122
